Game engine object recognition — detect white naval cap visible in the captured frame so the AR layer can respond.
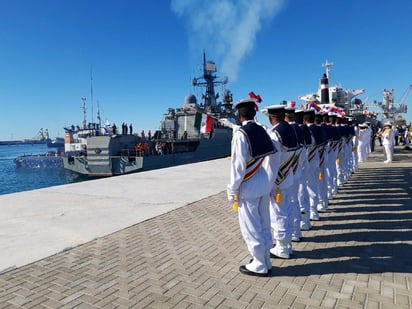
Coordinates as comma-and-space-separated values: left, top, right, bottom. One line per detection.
233, 98, 256, 109
262, 105, 285, 116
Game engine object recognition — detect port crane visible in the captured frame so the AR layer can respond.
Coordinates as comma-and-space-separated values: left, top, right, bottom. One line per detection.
371, 85, 411, 123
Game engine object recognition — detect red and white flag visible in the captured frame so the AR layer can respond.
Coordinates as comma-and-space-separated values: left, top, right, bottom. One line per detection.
200, 114, 212, 133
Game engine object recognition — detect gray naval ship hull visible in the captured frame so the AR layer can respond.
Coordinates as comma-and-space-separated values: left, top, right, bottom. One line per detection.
62, 128, 232, 177
138, 129, 231, 172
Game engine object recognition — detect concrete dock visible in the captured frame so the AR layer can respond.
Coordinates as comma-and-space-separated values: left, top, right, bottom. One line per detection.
0, 145, 411, 308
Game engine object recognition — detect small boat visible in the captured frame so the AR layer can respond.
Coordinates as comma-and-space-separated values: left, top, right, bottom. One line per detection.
47, 137, 65, 148
14, 151, 63, 168
62, 53, 237, 177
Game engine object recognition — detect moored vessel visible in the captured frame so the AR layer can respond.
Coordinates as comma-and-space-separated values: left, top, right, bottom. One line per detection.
14, 151, 63, 168
298, 61, 370, 123
62, 53, 236, 177
13, 130, 65, 168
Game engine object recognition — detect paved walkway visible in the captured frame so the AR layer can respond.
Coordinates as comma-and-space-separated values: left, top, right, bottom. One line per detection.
0, 145, 411, 308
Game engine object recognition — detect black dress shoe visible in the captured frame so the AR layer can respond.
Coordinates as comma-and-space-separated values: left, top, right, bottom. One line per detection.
239, 265, 269, 277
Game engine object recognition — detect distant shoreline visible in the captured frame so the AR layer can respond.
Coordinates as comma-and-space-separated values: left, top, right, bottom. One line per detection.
0, 140, 48, 146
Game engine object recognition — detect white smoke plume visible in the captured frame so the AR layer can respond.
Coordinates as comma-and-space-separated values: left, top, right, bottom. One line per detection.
171, 0, 285, 81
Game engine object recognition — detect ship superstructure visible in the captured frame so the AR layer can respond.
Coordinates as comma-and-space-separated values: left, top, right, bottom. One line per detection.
298, 61, 366, 120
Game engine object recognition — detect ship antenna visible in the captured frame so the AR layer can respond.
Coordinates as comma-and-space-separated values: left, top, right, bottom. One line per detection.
82, 97, 87, 129
97, 100, 101, 129
203, 51, 206, 74
90, 65, 94, 125
322, 60, 334, 79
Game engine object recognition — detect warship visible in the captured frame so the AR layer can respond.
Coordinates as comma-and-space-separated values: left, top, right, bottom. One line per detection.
62, 53, 236, 177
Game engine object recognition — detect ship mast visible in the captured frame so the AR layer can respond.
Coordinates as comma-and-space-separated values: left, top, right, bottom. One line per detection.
322, 60, 333, 79
97, 100, 102, 130
192, 52, 228, 113
90, 65, 94, 125
82, 97, 87, 129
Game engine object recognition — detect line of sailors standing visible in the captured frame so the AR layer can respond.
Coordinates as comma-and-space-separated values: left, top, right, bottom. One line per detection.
220, 100, 359, 277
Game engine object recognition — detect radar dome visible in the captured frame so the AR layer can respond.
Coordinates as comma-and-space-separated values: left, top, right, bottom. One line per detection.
183, 94, 198, 108
185, 94, 197, 104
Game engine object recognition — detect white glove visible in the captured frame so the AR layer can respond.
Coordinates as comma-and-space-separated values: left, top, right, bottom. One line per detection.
227, 195, 235, 202
219, 118, 234, 128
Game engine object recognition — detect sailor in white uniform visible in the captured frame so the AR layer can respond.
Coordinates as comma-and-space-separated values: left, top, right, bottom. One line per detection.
284, 107, 304, 242
335, 115, 347, 187
348, 119, 359, 173
382, 122, 394, 163
341, 117, 354, 183
261, 105, 299, 259
328, 114, 340, 198
226, 99, 278, 277
364, 122, 372, 157
315, 112, 330, 213
295, 109, 312, 231
357, 123, 368, 163
303, 110, 322, 221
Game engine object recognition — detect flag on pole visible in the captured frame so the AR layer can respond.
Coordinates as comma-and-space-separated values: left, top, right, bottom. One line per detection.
324, 105, 346, 117
248, 91, 262, 103
248, 91, 262, 111
195, 112, 212, 133
308, 101, 321, 111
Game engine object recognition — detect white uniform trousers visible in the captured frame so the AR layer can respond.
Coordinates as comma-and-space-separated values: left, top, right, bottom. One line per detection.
318, 152, 328, 206
306, 162, 320, 219
383, 143, 393, 162
357, 140, 366, 162
238, 195, 272, 260
336, 147, 345, 187
269, 186, 294, 242
326, 148, 338, 198
344, 142, 353, 181
298, 151, 311, 214
351, 144, 358, 172
289, 190, 302, 238
290, 166, 302, 238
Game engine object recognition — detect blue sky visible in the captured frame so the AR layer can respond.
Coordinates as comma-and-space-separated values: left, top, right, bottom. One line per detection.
1, 0, 411, 141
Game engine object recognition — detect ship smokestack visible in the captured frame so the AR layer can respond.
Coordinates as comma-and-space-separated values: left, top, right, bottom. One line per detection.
320, 73, 330, 104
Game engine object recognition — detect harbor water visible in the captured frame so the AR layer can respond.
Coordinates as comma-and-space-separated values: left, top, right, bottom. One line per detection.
0, 144, 79, 195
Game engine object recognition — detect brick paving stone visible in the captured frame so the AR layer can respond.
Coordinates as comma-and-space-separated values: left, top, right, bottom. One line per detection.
290, 302, 307, 309
0, 146, 411, 308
